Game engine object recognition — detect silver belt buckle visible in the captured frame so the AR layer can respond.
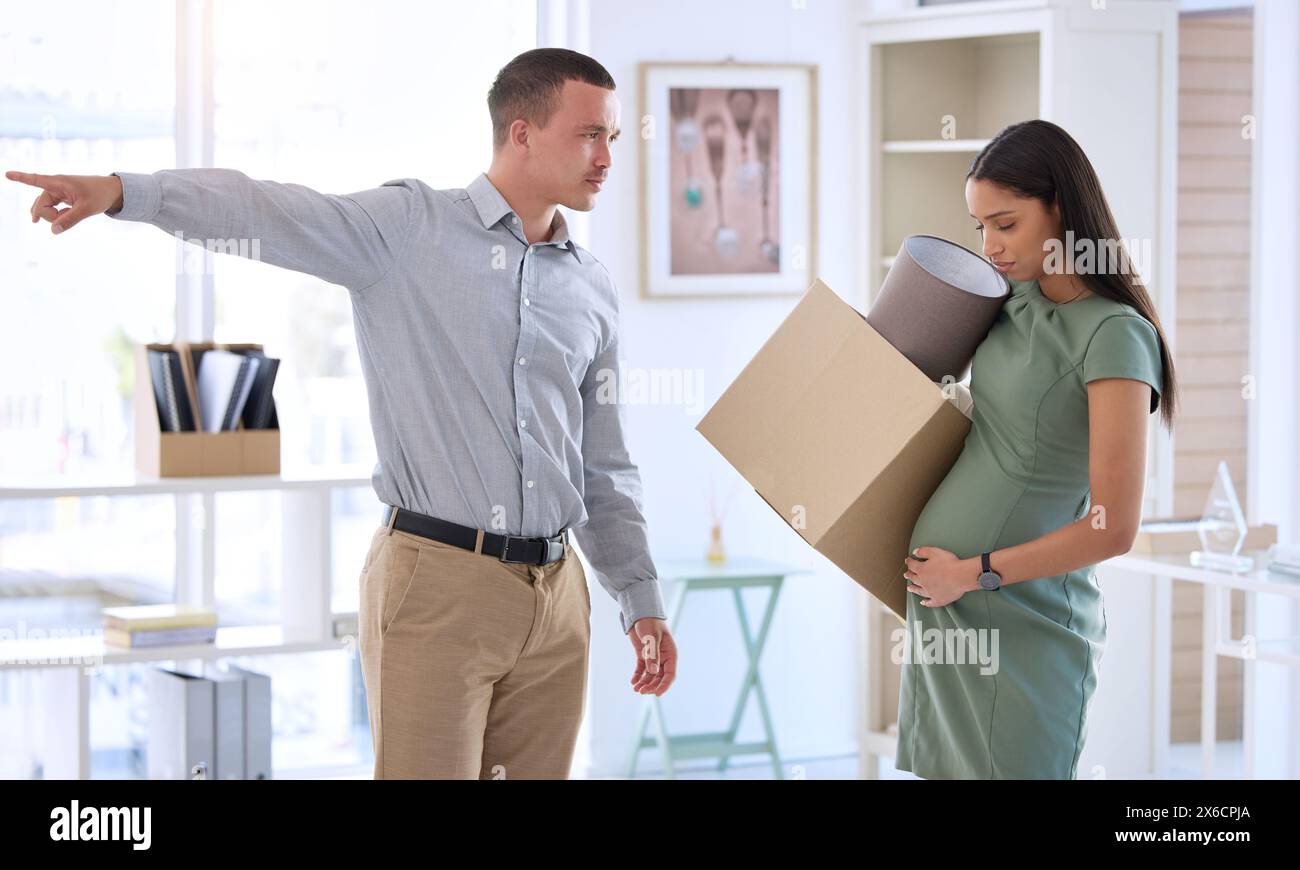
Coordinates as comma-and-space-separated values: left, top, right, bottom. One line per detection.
498, 536, 524, 563
544, 538, 565, 564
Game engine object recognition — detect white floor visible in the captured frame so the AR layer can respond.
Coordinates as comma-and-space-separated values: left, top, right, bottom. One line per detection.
1165, 740, 1246, 779
309, 741, 1247, 780
617, 739, 1248, 779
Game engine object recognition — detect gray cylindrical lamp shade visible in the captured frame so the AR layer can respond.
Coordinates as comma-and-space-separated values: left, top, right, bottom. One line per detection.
865, 235, 1010, 383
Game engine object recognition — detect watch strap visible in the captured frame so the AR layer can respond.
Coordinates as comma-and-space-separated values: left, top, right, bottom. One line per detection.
979, 551, 1001, 591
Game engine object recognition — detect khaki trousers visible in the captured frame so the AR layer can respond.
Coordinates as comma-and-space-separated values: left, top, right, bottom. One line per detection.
357, 517, 591, 779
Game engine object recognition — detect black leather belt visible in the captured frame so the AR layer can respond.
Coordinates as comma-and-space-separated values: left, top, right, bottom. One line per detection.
382, 504, 568, 566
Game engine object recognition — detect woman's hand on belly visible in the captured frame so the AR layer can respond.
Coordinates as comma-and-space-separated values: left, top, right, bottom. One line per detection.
904, 546, 980, 607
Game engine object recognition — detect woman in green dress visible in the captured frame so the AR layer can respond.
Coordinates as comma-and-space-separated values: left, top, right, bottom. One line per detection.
895, 120, 1179, 779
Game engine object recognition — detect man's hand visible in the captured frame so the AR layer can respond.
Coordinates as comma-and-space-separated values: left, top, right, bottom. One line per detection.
627, 617, 676, 696
5, 171, 123, 235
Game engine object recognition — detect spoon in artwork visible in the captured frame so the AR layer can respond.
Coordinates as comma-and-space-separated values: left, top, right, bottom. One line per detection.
671, 88, 703, 208
703, 115, 738, 258
755, 116, 777, 265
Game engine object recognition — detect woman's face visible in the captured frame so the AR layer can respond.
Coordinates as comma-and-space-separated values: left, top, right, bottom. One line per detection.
965, 177, 1061, 283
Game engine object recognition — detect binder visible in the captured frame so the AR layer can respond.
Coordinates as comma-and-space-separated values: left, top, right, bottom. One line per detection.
226, 665, 273, 779
236, 350, 282, 430
147, 668, 214, 780
223, 356, 259, 431
205, 666, 248, 780
146, 349, 197, 432
196, 349, 261, 433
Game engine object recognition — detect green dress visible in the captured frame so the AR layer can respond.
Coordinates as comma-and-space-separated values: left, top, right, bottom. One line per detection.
894, 277, 1164, 779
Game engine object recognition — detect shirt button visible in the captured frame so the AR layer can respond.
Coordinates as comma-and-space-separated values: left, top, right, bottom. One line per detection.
523, 298, 531, 307
518, 357, 526, 365
527, 480, 534, 488
519, 419, 527, 428
512, 216, 520, 225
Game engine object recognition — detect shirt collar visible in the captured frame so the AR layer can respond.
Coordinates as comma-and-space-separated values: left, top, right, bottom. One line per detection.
467, 172, 582, 264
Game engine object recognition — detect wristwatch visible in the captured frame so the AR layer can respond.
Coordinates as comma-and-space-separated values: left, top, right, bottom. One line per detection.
977, 551, 1002, 591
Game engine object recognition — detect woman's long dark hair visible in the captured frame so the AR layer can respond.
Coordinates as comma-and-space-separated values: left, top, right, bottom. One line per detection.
968, 120, 1178, 431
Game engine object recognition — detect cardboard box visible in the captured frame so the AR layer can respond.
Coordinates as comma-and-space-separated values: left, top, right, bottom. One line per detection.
134, 342, 280, 477
696, 279, 972, 619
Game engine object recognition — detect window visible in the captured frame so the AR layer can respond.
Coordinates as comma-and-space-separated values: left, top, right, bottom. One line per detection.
0, 1, 177, 479
0, 2, 181, 615
0, 0, 537, 778
211, 0, 537, 474
208, 0, 537, 623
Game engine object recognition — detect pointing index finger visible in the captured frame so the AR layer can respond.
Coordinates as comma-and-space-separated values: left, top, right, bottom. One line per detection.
5, 170, 50, 188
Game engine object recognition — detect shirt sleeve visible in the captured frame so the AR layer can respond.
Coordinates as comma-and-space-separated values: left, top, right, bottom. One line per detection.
106, 168, 418, 292
1081, 314, 1164, 414
571, 316, 668, 635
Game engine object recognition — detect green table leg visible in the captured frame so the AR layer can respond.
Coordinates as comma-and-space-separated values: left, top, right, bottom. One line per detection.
717, 578, 784, 778
626, 571, 789, 779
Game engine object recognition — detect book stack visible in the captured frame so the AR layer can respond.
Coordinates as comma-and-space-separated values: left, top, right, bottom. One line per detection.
101, 603, 219, 649
1266, 543, 1300, 579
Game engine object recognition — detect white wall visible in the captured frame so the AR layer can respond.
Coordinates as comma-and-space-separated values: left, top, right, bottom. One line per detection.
1246, 0, 1300, 780
575, 0, 866, 776
573, 0, 1299, 780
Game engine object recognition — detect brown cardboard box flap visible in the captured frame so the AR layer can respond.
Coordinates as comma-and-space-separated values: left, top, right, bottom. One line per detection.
697, 279, 971, 618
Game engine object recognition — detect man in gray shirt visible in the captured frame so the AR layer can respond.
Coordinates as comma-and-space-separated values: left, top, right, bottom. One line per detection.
8, 47, 676, 779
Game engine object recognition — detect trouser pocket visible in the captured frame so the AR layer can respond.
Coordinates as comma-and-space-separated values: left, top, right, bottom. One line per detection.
364, 535, 424, 639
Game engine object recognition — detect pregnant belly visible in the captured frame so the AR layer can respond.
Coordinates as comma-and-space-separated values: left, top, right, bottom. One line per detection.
908, 446, 1024, 558
910, 444, 1088, 559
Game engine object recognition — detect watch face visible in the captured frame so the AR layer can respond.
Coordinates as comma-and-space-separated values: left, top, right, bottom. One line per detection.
978, 571, 1001, 590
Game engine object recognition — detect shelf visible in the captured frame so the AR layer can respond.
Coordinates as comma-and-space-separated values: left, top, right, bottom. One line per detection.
880, 150, 985, 269
882, 138, 990, 153
879, 33, 1038, 142
0, 465, 375, 778
0, 463, 374, 500
1105, 550, 1300, 599
860, 0, 1049, 26
0, 623, 349, 671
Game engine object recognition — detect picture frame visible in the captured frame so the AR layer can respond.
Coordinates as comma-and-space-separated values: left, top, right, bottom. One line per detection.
639, 61, 818, 299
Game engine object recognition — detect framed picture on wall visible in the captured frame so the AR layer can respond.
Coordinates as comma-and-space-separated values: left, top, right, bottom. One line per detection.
639, 61, 818, 299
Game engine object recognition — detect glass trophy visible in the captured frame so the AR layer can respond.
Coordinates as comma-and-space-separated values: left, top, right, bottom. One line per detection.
1189, 459, 1253, 572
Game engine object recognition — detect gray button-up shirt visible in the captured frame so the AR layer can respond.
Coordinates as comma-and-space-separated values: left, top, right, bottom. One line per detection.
109, 168, 666, 633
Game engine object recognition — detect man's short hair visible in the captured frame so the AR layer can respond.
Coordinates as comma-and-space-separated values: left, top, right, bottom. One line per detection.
487, 48, 616, 149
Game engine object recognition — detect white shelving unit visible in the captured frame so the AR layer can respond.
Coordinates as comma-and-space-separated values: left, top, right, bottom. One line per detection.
855, 0, 1179, 779
0, 465, 373, 499
0, 464, 375, 778
870, 28, 1041, 287
881, 138, 991, 154
1104, 549, 1300, 780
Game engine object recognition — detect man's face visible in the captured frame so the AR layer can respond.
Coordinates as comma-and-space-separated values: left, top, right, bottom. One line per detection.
524, 79, 620, 212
